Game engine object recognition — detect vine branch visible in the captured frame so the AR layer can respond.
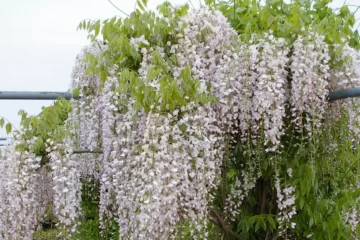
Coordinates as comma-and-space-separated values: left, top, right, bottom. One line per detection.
209, 208, 242, 240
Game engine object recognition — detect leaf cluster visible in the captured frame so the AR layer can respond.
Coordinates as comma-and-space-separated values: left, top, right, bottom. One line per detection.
210, 0, 360, 65
77, 2, 216, 113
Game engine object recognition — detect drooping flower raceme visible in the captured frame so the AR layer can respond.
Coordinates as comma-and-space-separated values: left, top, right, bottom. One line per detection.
171, 8, 250, 137
225, 169, 257, 221
51, 42, 105, 235
252, 33, 289, 151
275, 173, 297, 236
47, 139, 82, 237
98, 67, 120, 230
69, 43, 103, 180
0, 134, 43, 240
290, 32, 331, 136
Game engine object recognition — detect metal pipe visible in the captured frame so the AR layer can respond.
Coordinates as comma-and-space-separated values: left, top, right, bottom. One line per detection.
0, 146, 102, 152
72, 149, 103, 154
0, 87, 358, 154
328, 87, 360, 102
0, 87, 358, 102
0, 91, 78, 100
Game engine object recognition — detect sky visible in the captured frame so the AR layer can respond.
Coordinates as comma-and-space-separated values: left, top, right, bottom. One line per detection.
0, 0, 359, 144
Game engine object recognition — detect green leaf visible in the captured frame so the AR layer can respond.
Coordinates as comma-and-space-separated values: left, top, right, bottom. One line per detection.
147, 66, 162, 81
94, 20, 100, 37
267, 215, 276, 230
137, 0, 145, 11
101, 70, 107, 83
22, 118, 31, 129
236, 7, 247, 13
179, 66, 191, 80
21, 112, 27, 122
0, 118, 4, 128
347, 14, 356, 26
260, 217, 266, 230
76, 21, 83, 31
299, 196, 305, 209
254, 218, 261, 231
5, 123, 12, 134
309, 217, 314, 227
226, 168, 238, 179
339, 6, 350, 18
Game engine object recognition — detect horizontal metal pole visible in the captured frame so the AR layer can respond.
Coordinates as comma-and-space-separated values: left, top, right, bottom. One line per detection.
72, 149, 103, 154
0, 138, 8, 141
0, 91, 78, 100
0, 146, 102, 153
0, 87, 358, 102
328, 87, 360, 102
0, 85, 359, 102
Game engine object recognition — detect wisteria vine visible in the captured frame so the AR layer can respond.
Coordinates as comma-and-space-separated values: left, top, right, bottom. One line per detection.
1, 2, 360, 240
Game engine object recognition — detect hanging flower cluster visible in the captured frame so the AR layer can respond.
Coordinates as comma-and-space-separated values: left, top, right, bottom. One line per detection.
111, 104, 223, 239
98, 8, 231, 238
97, 67, 122, 231
225, 169, 257, 221
344, 207, 360, 235
46, 139, 82, 237
290, 31, 331, 136
0, 134, 44, 240
252, 33, 289, 151
43, 43, 105, 237
68, 43, 104, 181
275, 172, 297, 236
70, 43, 104, 152
171, 8, 253, 141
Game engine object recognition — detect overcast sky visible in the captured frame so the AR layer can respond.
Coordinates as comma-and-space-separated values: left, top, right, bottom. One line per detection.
0, 0, 359, 143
